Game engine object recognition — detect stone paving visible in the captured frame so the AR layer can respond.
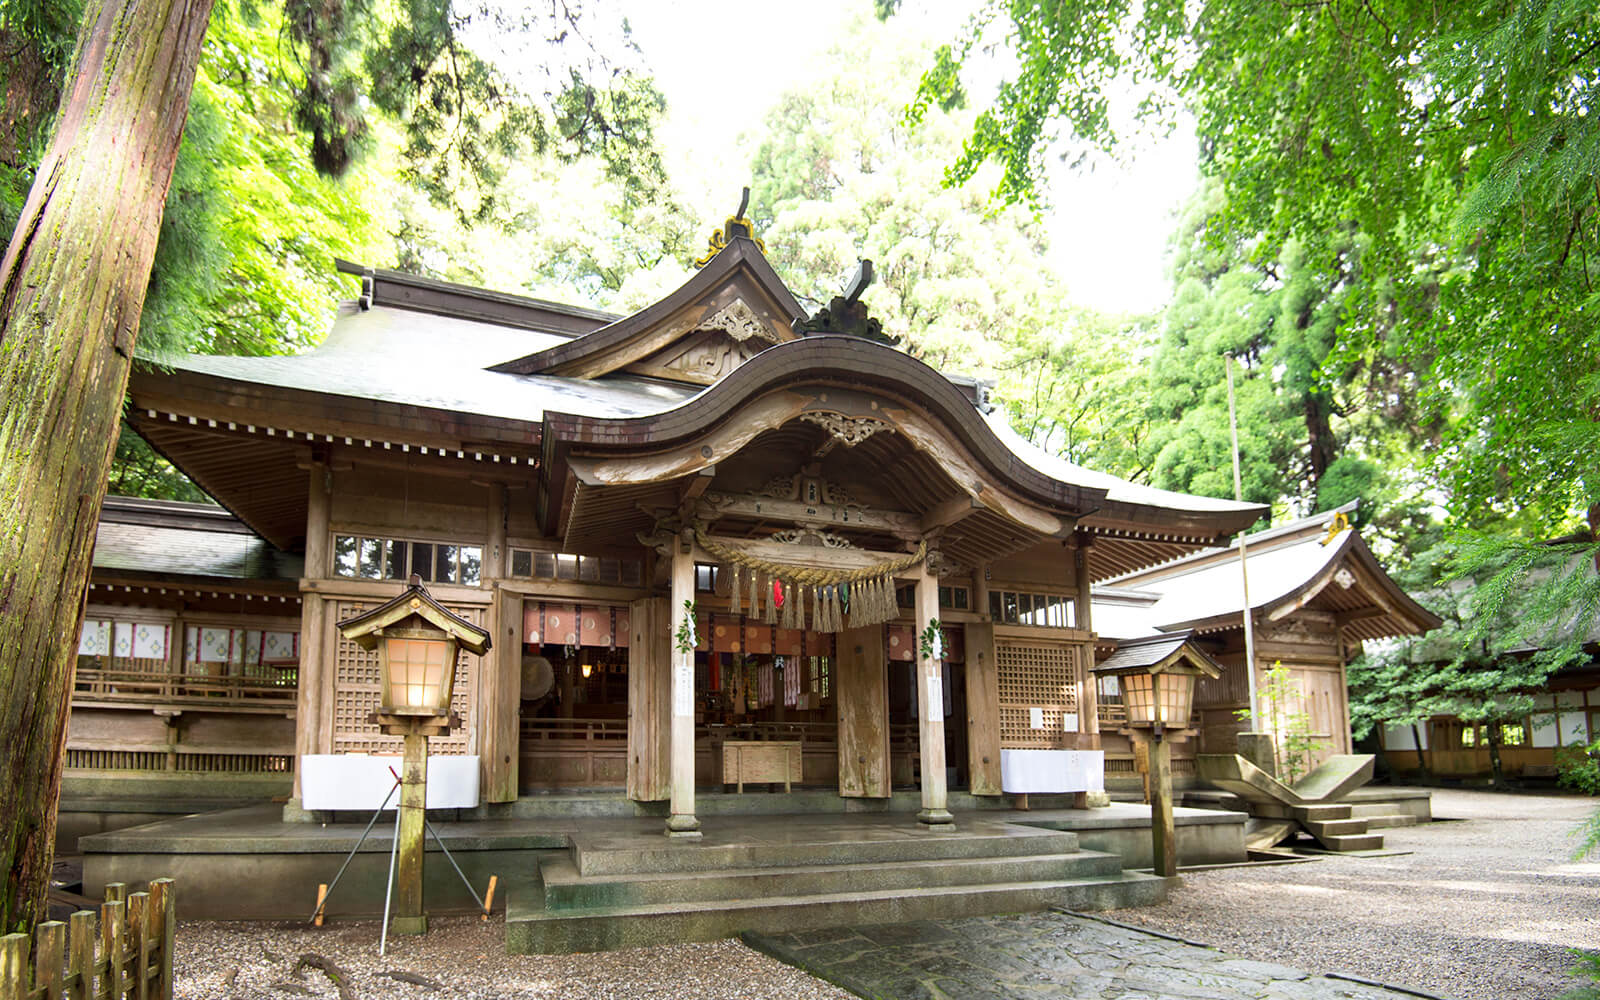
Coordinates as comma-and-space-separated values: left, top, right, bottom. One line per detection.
746, 908, 1430, 1000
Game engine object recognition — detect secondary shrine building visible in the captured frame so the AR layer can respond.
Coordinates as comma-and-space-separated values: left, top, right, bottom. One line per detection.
93, 233, 1306, 829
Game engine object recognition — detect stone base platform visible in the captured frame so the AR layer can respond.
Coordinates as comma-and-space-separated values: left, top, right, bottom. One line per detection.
507, 813, 1175, 954
77, 795, 1248, 934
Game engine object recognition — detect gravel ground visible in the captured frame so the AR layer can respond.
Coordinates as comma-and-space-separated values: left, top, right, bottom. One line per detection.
1106, 788, 1600, 1000
172, 918, 853, 1000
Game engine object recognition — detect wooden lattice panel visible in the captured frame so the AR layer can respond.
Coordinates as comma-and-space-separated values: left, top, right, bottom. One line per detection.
331, 600, 478, 755
996, 641, 1079, 749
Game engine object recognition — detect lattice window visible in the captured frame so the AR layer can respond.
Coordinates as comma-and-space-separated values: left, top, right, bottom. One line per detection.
996, 641, 1080, 749
330, 600, 478, 755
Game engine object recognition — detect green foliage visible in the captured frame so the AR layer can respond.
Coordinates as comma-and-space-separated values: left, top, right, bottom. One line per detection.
278, 0, 669, 222
928, 0, 1600, 531
674, 600, 697, 656
746, 13, 1078, 388
104, 427, 209, 504
0, 0, 82, 230
993, 310, 1158, 482
1576, 812, 1600, 865
1347, 533, 1598, 742
918, 619, 943, 665
1562, 949, 1600, 999
1556, 739, 1600, 796
1237, 662, 1329, 784
138, 0, 387, 360
386, 150, 698, 313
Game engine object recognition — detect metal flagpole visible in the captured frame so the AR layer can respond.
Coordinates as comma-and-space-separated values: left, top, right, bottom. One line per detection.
1225, 353, 1260, 730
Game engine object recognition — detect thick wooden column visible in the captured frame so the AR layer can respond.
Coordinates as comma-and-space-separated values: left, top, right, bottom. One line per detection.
394, 732, 429, 934
964, 621, 1002, 795
836, 624, 890, 797
1074, 532, 1100, 750
665, 543, 700, 837
483, 588, 521, 802
481, 486, 518, 802
627, 597, 670, 801
291, 462, 331, 804
914, 564, 953, 827
1149, 733, 1177, 877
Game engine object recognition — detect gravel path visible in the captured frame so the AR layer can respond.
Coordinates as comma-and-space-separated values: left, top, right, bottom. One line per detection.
1106, 788, 1600, 1000
173, 917, 853, 1000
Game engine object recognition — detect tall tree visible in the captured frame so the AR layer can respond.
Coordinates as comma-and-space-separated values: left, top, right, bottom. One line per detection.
744, 13, 1075, 384
914, 0, 1600, 544
0, 0, 215, 933
0, 0, 664, 932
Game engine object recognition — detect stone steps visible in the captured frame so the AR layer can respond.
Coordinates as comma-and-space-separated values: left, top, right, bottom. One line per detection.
1314, 832, 1386, 851
573, 824, 1079, 876
540, 851, 1125, 909
1359, 813, 1419, 830
1293, 803, 1353, 822
1300, 818, 1371, 838
507, 871, 1169, 954
1289, 805, 1383, 852
505, 815, 1165, 954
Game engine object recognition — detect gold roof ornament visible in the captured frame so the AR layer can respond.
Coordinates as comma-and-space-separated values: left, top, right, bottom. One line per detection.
695, 187, 765, 268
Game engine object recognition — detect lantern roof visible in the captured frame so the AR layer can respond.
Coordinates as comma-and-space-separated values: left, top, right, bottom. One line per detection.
337, 580, 491, 655
1093, 630, 1222, 679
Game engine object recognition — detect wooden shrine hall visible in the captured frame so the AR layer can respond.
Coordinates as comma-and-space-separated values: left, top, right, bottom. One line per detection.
107, 227, 1273, 840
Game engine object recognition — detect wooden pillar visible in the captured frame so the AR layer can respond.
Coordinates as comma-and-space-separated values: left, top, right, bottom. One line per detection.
481, 486, 519, 802
914, 563, 953, 827
394, 732, 429, 934
1149, 733, 1177, 877
627, 597, 670, 801
665, 541, 700, 837
836, 624, 890, 797
483, 588, 521, 802
1074, 532, 1101, 751
964, 621, 1002, 795
485, 483, 507, 582
292, 461, 331, 802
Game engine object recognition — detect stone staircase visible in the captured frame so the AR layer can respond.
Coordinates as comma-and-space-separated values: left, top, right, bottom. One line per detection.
506, 814, 1167, 953
1346, 799, 1421, 830
1292, 803, 1384, 851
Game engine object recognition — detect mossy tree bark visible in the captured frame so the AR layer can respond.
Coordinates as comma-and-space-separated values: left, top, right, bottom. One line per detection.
0, 0, 213, 932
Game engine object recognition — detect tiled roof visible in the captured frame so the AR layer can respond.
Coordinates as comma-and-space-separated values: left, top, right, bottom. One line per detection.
93, 498, 301, 580
153, 302, 698, 422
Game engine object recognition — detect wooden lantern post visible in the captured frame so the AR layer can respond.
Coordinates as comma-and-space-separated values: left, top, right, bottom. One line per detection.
1091, 634, 1221, 879
337, 577, 491, 935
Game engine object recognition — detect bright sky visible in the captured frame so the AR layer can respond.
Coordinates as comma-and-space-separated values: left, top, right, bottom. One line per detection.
620, 0, 1200, 315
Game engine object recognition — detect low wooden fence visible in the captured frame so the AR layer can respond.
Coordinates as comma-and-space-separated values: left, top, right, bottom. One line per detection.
0, 879, 175, 1000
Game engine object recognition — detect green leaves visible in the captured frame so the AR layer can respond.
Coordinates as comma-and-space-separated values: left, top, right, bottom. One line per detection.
926, 0, 1599, 547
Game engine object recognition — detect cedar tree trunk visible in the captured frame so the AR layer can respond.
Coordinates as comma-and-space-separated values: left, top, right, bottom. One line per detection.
0, 0, 213, 932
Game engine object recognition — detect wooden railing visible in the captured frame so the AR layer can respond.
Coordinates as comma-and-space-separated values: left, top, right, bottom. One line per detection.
518, 718, 630, 745
74, 666, 295, 708
703, 721, 837, 744
0, 880, 175, 1000
65, 743, 293, 775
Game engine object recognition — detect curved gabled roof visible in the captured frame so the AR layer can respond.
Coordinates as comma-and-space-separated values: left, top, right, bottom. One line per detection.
1092, 507, 1442, 642
538, 335, 1263, 548
491, 239, 806, 378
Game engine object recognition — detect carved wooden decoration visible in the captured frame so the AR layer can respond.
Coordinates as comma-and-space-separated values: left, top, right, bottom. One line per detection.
628, 328, 772, 385
769, 527, 854, 549
799, 411, 893, 448
700, 298, 780, 344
